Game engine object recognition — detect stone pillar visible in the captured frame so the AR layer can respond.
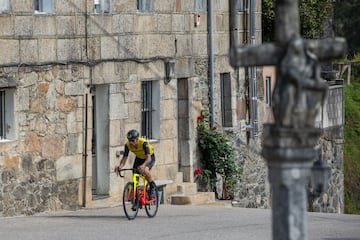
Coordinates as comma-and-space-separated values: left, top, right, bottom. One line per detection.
263, 126, 321, 240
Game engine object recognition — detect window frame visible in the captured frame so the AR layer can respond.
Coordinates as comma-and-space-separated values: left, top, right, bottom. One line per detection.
265, 76, 272, 107
194, 0, 207, 12
0, 88, 15, 141
94, 0, 111, 14
220, 73, 233, 127
0, 0, 10, 13
141, 80, 160, 140
34, 0, 54, 14
137, 0, 154, 13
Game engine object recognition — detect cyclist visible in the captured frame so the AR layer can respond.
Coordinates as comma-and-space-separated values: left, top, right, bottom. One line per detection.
114, 129, 157, 199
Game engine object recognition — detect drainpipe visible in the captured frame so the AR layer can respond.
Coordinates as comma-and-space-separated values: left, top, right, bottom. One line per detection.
249, 0, 258, 140
82, 93, 88, 207
208, 0, 215, 128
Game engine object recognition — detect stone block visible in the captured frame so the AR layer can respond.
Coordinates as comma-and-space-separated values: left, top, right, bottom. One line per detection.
109, 120, 121, 146
3, 155, 20, 169
20, 39, 38, 63
137, 60, 163, 79
112, 1, 134, 12
172, 14, 185, 32
41, 135, 65, 159
101, 36, 118, 59
154, 0, 175, 12
0, 39, 19, 64
118, 35, 138, 59
11, 0, 32, 13
56, 0, 84, 13
56, 16, 76, 36
66, 111, 79, 134
89, 15, 112, 35
161, 99, 177, 119
178, 0, 193, 12
192, 33, 208, 56
110, 93, 128, 120
174, 57, 192, 78
156, 139, 176, 165
56, 155, 82, 181
17, 88, 30, 111
87, 37, 101, 61
175, 34, 192, 57
65, 82, 85, 96
65, 133, 81, 155
34, 16, 56, 35
157, 14, 172, 32
57, 38, 82, 62
14, 16, 33, 36
24, 132, 41, 153
0, 16, 13, 36
112, 14, 134, 33
215, 32, 229, 55
171, 192, 215, 205
134, 15, 156, 33
101, 63, 116, 83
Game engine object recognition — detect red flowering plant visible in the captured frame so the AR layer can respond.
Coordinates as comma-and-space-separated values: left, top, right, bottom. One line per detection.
196, 110, 241, 199
194, 167, 213, 192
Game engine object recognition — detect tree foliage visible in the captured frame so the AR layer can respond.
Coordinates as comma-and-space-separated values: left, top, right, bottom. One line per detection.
262, 0, 333, 42
334, 0, 360, 58
344, 83, 360, 214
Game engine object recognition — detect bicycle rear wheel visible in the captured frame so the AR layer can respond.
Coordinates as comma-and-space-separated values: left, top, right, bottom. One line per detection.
123, 182, 139, 220
145, 183, 159, 218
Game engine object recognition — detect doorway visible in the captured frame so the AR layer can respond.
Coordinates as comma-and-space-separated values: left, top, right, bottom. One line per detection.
177, 78, 192, 182
91, 85, 110, 198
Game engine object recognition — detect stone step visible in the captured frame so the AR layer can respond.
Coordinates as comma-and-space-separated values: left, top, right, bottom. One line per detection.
176, 182, 198, 195
171, 192, 216, 205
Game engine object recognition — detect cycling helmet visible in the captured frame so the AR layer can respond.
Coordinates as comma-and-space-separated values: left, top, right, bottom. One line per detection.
127, 129, 139, 141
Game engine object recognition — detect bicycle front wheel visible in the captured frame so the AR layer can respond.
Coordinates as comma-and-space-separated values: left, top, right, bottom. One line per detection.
145, 183, 159, 218
123, 182, 139, 220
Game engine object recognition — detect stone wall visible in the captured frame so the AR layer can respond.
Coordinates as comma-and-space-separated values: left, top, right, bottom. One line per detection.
0, 0, 247, 216
311, 84, 345, 213
0, 65, 85, 216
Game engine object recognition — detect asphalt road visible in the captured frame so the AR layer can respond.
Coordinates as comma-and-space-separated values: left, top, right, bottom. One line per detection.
0, 204, 359, 240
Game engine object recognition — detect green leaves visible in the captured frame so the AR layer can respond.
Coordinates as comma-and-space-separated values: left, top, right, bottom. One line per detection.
196, 110, 241, 197
262, 0, 333, 41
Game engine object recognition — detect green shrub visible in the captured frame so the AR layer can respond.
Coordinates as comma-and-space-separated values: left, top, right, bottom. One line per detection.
195, 110, 241, 199
344, 83, 360, 214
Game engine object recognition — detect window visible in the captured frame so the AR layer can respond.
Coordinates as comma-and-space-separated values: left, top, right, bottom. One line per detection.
195, 0, 206, 12
0, 89, 15, 141
94, 0, 111, 14
141, 81, 160, 139
137, 0, 153, 12
265, 76, 272, 107
220, 73, 232, 127
34, 0, 54, 14
0, 0, 10, 13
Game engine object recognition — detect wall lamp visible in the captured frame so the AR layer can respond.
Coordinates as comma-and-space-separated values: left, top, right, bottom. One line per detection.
165, 59, 175, 84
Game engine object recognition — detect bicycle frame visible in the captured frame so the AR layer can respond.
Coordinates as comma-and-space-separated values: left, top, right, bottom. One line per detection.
131, 172, 150, 206
117, 168, 158, 220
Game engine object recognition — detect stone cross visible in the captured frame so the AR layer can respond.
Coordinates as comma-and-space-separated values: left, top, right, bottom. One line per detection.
229, 1, 346, 240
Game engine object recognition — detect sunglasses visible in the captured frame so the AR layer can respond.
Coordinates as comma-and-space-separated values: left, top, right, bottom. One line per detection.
129, 139, 137, 142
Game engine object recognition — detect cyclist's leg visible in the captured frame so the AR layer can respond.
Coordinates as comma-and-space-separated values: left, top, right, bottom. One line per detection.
133, 155, 155, 183
146, 155, 156, 199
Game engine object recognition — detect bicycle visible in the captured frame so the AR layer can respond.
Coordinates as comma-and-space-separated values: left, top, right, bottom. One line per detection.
117, 168, 159, 220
